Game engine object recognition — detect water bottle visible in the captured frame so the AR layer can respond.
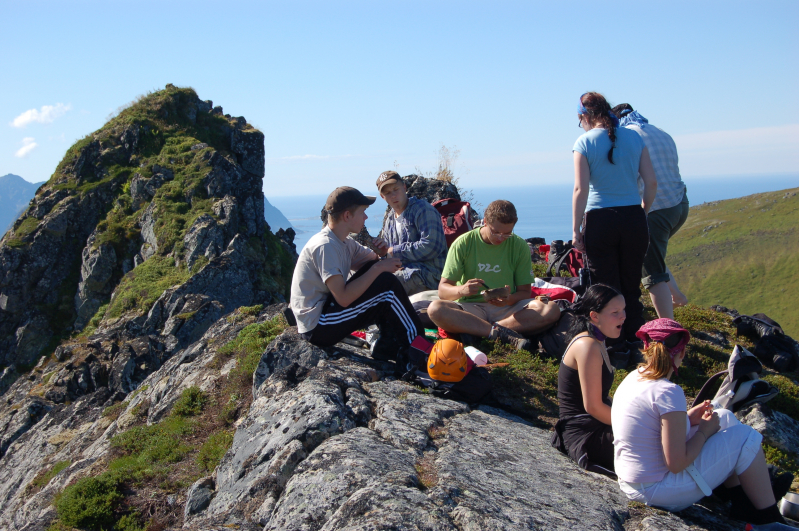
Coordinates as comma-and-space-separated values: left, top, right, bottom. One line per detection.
464, 346, 488, 366
710, 390, 735, 410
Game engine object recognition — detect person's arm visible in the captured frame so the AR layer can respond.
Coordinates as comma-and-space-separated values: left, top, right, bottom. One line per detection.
661, 408, 720, 474
350, 243, 380, 272
572, 152, 590, 252
486, 284, 532, 307
574, 340, 612, 425
325, 258, 402, 307
389, 205, 447, 262
438, 277, 483, 301
639, 146, 658, 214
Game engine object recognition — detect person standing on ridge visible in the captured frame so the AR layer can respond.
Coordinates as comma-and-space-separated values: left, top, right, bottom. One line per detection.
371, 171, 448, 296
612, 103, 689, 319
289, 186, 426, 374
427, 200, 561, 350
572, 92, 657, 344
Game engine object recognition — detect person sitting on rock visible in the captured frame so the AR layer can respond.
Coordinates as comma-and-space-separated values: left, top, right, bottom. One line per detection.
552, 284, 624, 476
289, 186, 425, 373
427, 200, 560, 350
371, 171, 448, 296
612, 318, 790, 526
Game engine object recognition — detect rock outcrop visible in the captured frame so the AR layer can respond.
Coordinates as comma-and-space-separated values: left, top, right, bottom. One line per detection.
1, 304, 794, 531
0, 84, 293, 368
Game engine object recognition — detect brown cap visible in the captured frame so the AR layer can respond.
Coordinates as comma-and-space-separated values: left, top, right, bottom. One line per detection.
376, 171, 403, 193
324, 186, 376, 213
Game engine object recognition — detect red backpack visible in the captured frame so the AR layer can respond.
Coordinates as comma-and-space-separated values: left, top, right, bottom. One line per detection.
432, 198, 474, 247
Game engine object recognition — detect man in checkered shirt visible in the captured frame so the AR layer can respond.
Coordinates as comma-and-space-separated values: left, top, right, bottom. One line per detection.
613, 104, 689, 320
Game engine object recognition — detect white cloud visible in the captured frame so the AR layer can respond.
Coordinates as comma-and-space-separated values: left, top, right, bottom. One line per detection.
10, 103, 72, 128
15, 137, 38, 158
674, 124, 799, 176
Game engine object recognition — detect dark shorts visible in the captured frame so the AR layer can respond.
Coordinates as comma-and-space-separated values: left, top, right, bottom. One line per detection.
642, 191, 689, 289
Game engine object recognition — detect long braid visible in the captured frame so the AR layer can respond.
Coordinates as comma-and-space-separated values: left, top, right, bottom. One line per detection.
580, 92, 617, 164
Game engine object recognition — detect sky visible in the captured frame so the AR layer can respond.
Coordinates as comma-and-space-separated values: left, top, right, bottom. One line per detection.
1, 1, 797, 196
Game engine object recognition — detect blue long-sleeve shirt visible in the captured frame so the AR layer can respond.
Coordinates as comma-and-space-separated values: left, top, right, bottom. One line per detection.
380, 197, 447, 290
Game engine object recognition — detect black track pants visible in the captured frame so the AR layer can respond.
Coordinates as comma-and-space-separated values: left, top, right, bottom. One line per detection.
307, 261, 424, 350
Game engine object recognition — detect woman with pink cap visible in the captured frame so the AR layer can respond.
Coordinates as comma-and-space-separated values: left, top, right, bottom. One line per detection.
610, 318, 787, 525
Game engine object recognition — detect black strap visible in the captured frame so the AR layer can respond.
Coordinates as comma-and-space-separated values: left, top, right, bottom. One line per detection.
546, 248, 574, 277
691, 370, 728, 407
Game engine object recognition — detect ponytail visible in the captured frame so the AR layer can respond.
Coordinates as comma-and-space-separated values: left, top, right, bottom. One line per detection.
638, 330, 686, 380
638, 343, 674, 380
578, 92, 618, 164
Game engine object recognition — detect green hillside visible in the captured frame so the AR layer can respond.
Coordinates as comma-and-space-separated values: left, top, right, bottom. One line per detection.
668, 187, 799, 336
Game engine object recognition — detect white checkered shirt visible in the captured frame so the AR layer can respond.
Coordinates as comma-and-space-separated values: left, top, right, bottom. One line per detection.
629, 124, 686, 212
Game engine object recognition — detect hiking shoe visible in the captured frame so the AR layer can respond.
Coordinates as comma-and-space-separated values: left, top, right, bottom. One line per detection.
489, 324, 532, 352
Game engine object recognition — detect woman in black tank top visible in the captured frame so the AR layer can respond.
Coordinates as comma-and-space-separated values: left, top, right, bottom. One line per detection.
552, 284, 625, 474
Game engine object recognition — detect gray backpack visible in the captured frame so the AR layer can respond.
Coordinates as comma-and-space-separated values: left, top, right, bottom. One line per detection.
692, 345, 779, 412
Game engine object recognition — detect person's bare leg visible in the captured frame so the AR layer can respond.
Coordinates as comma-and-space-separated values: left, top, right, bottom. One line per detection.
648, 281, 674, 319
666, 268, 688, 308
427, 300, 492, 336
497, 300, 561, 334
723, 473, 741, 488
739, 448, 777, 510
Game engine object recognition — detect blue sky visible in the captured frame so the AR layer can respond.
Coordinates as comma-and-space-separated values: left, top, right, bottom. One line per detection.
2, 1, 797, 196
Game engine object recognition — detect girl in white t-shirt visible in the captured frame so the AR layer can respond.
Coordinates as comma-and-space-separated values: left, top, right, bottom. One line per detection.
611, 318, 787, 525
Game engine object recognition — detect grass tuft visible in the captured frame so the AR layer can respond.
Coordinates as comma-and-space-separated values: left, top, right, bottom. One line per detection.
196, 430, 234, 472
170, 386, 208, 417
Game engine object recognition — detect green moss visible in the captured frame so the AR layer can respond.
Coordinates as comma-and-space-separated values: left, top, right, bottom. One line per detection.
486, 340, 560, 426
171, 386, 208, 417
219, 316, 286, 386
764, 444, 799, 478
762, 374, 799, 419
196, 430, 234, 472
54, 473, 124, 530
102, 401, 129, 421
106, 256, 192, 319
14, 216, 39, 239
110, 416, 193, 466
26, 460, 71, 494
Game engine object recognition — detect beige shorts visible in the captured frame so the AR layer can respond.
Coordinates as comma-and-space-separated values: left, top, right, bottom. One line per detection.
457, 298, 538, 324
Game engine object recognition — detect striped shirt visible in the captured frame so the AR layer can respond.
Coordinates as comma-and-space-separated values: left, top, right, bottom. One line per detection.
627, 124, 686, 212
380, 197, 447, 290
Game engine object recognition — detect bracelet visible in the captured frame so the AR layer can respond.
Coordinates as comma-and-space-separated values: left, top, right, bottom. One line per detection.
696, 431, 707, 443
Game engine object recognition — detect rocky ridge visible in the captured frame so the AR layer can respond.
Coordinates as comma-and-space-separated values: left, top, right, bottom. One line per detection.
0, 87, 797, 531
1, 302, 796, 530
0, 85, 293, 373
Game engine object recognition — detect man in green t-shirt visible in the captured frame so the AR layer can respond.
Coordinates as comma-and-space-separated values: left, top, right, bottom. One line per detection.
427, 200, 561, 350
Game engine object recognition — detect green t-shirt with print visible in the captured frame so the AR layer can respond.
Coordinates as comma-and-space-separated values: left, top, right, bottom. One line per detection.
441, 228, 534, 303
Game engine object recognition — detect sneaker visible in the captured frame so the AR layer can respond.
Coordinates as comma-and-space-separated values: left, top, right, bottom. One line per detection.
489, 324, 532, 352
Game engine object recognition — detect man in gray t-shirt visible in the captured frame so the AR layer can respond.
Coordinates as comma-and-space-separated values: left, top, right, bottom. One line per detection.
289, 186, 424, 372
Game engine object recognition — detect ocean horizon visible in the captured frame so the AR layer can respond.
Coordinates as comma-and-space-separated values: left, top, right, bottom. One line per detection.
270, 173, 798, 252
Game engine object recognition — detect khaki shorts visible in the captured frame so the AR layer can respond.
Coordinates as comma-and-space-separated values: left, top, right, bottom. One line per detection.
457, 298, 538, 324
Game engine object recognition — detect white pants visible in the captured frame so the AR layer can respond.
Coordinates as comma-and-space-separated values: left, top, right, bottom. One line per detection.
619, 409, 763, 511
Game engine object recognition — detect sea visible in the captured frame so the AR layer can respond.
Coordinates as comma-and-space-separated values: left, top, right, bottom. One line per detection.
270, 174, 798, 252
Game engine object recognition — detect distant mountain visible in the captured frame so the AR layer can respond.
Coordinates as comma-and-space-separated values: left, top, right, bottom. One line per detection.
668, 187, 799, 336
0, 174, 43, 235
264, 196, 295, 232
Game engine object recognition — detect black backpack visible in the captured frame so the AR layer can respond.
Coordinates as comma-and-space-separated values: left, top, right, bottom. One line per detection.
410, 365, 492, 405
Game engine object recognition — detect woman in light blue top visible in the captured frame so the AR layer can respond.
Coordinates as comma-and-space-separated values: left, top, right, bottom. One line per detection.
572, 92, 657, 343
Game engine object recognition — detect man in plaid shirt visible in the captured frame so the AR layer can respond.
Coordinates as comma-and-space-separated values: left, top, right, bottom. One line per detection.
614, 104, 690, 320
372, 171, 448, 296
